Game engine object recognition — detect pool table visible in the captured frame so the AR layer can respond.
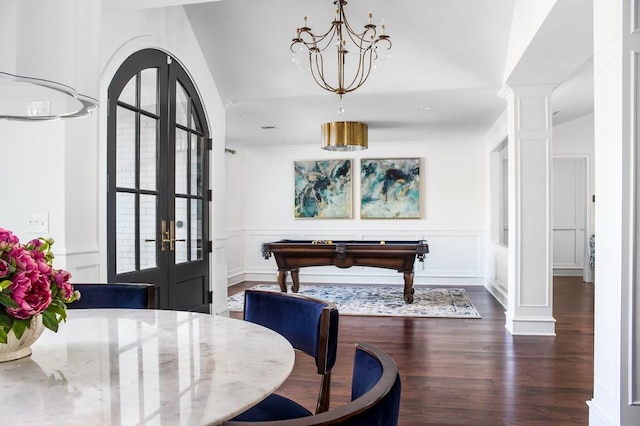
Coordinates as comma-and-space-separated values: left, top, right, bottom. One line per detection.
261, 239, 429, 303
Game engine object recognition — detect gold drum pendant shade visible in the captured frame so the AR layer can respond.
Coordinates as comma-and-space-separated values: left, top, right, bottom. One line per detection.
321, 121, 368, 151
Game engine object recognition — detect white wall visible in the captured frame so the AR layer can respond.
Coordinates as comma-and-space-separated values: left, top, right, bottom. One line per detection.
0, 121, 66, 239
0, 0, 101, 279
227, 139, 487, 286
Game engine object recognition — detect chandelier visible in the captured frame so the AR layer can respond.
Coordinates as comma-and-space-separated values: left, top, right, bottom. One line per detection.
0, 71, 98, 121
290, 0, 391, 112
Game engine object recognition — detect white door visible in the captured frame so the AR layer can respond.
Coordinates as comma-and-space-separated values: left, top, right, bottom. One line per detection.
552, 157, 587, 275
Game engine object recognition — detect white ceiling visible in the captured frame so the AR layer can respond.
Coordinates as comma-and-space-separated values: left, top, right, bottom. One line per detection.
184, 0, 594, 149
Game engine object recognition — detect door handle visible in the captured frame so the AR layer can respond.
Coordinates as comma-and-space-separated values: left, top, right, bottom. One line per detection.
159, 220, 186, 251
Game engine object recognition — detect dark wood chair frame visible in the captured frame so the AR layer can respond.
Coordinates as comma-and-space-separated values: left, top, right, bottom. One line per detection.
243, 290, 338, 414
222, 342, 400, 426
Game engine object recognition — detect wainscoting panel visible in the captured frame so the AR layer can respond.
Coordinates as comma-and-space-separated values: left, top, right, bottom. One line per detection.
226, 230, 244, 282
58, 247, 101, 283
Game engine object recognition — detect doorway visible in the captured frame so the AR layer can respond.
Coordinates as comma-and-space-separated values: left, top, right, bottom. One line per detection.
552, 156, 588, 278
107, 49, 210, 312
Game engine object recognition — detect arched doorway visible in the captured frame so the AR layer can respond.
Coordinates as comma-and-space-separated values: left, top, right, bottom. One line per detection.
106, 49, 210, 312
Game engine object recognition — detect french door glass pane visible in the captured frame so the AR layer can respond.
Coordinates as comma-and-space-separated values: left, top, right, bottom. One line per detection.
140, 194, 157, 270
116, 192, 136, 274
191, 199, 202, 260
116, 107, 136, 188
119, 75, 136, 106
175, 129, 188, 195
140, 115, 158, 191
140, 68, 158, 114
175, 198, 188, 264
175, 83, 189, 127
190, 135, 202, 196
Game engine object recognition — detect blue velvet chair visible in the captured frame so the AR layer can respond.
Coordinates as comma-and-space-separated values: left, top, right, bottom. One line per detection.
223, 342, 402, 425
228, 289, 339, 422
68, 283, 157, 309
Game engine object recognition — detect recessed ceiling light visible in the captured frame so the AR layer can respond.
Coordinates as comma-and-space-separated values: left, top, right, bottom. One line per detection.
416, 106, 431, 111
260, 125, 279, 130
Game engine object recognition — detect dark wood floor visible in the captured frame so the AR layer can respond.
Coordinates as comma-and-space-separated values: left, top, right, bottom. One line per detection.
228, 276, 594, 426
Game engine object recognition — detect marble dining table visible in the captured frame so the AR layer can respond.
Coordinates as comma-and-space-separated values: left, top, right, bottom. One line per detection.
0, 308, 295, 425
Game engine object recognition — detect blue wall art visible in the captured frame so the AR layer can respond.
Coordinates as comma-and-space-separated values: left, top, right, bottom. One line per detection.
360, 158, 421, 219
294, 159, 353, 219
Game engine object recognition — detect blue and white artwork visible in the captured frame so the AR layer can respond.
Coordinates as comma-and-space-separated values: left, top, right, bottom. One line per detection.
360, 158, 421, 219
294, 159, 352, 219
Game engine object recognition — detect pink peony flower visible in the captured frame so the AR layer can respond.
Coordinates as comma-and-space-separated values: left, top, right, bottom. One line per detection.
8, 246, 38, 272
0, 228, 19, 250
6, 270, 52, 319
52, 269, 73, 300
27, 238, 43, 249
0, 259, 9, 278
30, 248, 52, 275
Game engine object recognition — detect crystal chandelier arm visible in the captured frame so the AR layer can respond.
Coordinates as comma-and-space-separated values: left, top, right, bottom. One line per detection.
310, 52, 337, 92
341, 29, 376, 92
342, 48, 374, 94
296, 24, 337, 54
374, 36, 393, 53
340, 7, 378, 48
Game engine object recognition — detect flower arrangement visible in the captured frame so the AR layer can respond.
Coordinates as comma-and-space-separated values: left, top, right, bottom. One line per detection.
0, 228, 78, 344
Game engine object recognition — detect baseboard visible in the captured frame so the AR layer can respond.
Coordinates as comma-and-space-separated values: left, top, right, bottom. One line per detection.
227, 273, 246, 287
586, 399, 618, 426
505, 313, 556, 336
484, 279, 507, 308
553, 267, 584, 276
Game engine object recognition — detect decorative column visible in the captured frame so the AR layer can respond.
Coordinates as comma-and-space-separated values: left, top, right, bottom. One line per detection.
589, 0, 640, 424
501, 84, 556, 336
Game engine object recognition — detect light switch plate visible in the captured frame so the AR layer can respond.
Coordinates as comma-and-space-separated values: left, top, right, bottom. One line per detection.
26, 212, 49, 233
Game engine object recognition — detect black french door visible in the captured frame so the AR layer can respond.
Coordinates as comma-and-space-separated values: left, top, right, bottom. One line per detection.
107, 49, 210, 312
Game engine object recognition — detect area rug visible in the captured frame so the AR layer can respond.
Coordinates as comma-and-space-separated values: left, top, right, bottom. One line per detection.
227, 285, 481, 318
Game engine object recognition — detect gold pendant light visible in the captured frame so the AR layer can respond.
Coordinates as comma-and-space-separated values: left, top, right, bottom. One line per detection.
321, 121, 368, 151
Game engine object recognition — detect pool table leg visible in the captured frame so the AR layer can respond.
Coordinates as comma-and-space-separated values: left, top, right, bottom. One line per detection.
290, 269, 300, 293
403, 271, 415, 304
277, 271, 288, 292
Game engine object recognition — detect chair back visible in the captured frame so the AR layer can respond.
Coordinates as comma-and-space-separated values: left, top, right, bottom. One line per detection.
243, 289, 339, 412
222, 342, 401, 426
69, 283, 157, 309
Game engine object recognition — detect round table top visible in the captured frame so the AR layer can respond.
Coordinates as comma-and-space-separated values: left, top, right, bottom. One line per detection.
0, 309, 295, 425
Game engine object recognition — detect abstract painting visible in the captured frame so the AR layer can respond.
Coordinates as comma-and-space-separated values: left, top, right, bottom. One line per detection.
294, 159, 353, 218
360, 158, 421, 219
